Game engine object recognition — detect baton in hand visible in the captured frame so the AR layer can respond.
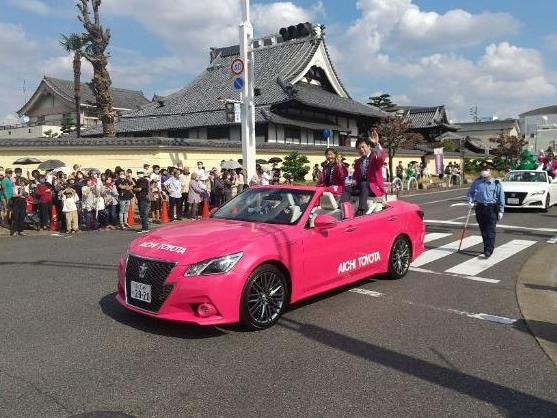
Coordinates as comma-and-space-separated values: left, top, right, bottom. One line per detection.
458, 204, 473, 253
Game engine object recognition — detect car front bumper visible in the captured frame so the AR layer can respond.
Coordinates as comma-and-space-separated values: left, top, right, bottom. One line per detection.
505, 193, 546, 209
116, 255, 245, 326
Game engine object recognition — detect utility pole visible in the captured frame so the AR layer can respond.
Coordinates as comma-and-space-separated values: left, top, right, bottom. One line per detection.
469, 105, 478, 123
240, 0, 256, 183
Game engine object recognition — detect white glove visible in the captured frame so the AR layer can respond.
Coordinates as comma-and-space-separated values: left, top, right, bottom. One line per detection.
467, 201, 474, 209
498, 212, 503, 221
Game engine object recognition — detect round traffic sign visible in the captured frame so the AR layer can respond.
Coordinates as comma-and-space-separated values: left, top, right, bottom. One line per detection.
233, 77, 244, 90
231, 58, 244, 75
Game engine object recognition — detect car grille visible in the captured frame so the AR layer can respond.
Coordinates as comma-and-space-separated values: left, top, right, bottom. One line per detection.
125, 255, 176, 313
504, 192, 528, 205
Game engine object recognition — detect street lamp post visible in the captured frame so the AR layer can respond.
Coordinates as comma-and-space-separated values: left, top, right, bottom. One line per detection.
240, 0, 256, 183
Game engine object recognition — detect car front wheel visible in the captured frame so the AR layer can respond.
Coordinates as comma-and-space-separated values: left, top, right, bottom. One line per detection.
240, 264, 288, 330
387, 236, 411, 280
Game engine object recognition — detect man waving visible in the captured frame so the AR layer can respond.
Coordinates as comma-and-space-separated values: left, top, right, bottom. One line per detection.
351, 128, 387, 215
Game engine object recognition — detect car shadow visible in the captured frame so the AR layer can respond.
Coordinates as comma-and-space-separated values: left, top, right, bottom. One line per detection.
513, 318, 557, 344
98, 293, 225, 339
278, 317, 557, 417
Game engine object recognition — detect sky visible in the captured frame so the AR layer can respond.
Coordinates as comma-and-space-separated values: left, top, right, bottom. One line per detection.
1, 0, 557, 124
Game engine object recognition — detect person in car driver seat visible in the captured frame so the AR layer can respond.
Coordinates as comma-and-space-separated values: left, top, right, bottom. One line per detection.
345, 128, 387, 216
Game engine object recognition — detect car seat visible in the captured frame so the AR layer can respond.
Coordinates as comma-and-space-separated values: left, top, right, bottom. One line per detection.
316, 192, 342, 220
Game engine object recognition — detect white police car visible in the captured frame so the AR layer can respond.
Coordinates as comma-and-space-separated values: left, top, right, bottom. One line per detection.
500, 169, 557, 211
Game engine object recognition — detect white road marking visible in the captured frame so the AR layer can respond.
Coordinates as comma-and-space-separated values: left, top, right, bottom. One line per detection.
425, 220, 557, 233
547, 235, 557, 244
409, 266, 500, 284
445, 239, 537, 276
404, 188, 467, 199
447, 215, 469, 222
424, 232, 452, 243
412, 236, 483, 267
450, 202, 469, 207
349, 288, 384, 297
403, 300, 517, 325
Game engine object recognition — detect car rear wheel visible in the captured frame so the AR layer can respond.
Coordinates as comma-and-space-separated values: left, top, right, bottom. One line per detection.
387, 236, 411, 280
543, 194, 550, 212
240, 264, 288, 330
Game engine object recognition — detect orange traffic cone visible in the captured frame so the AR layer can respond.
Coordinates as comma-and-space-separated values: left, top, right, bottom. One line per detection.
50, 204, 58, 231
127, 201, 135, 226
160, 200, 169, 224
201, 200, 209, 219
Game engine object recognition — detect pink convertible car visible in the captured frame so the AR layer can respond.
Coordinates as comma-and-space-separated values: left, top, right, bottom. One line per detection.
116, 186, 425, 330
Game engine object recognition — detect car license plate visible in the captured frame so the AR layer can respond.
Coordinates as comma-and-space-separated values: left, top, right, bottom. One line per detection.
130, 281, 151, 303
507, 198, 519, 205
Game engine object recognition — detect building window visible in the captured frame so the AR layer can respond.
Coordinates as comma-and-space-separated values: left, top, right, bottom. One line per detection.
285, 126, 301, 144
207, 126, 230, 140
313, 129, 328, 145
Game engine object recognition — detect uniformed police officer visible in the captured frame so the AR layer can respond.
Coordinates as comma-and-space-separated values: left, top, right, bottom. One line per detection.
467, 162, 504, 258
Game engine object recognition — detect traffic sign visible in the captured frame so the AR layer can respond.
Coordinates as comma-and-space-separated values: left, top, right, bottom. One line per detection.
231, 58, 244, 75
233, 77, 244, 90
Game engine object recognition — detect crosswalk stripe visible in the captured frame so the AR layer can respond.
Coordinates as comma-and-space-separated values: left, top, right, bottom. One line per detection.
412, 235, 483, 267
424, 232, 452, 243
445, 239, 537, 276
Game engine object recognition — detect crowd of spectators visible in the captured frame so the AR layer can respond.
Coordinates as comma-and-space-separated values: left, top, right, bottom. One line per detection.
0, 161, 278, 237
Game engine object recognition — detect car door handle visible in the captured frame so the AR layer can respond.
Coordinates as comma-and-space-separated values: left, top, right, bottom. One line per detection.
387, 216, 398, 221
344, 226, 357, 232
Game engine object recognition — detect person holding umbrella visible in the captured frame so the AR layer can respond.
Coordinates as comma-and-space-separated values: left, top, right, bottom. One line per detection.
466, 161, 504, 258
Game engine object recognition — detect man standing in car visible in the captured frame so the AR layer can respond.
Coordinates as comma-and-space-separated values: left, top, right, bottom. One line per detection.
349, 128, 387, 215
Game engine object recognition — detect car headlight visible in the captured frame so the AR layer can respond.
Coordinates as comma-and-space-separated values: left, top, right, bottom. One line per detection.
185, 252, 243, 276
530, 190, 545, 196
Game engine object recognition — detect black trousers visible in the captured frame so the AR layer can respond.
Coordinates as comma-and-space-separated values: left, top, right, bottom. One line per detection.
11, 197, 26, 233
475, 204, 497, 254
39, 202, 51, 228
342, 181, 374, 211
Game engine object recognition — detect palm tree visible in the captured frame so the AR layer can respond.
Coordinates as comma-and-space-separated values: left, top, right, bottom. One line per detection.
59, 33, 91, 138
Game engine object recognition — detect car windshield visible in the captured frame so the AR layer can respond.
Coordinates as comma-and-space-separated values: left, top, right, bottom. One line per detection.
212, 188, 314, 225
503, 171, 547, 182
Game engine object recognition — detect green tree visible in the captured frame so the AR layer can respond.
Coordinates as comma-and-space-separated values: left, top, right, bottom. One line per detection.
44, 129, 61, 138
60, 32, 91, 138
60, 114, 76, 134
437, 138, 456, 152
376, 115, 423, 182
281, 152, 310, 183
368, 93, 398, 112
77, 0, 115, 137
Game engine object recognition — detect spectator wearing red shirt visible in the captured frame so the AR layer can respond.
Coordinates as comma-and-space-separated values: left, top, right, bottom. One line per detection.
36, 176, 53, 230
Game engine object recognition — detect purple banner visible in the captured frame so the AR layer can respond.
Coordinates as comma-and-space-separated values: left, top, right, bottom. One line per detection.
434, 148, 444, 175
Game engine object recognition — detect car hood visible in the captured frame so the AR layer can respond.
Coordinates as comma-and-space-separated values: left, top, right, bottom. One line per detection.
128, 219, 293, 264
500, 182, 548, 193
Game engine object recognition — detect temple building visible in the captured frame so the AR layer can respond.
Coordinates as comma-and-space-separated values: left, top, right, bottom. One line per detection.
82, 24, 385, 146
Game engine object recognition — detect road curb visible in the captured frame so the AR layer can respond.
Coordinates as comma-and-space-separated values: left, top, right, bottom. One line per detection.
516, 244, 557, 368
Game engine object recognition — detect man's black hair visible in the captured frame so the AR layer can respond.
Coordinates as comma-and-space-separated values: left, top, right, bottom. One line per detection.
355, 136, 372, 147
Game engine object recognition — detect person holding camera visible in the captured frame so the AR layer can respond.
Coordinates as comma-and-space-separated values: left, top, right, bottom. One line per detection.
348, 128, 387, 215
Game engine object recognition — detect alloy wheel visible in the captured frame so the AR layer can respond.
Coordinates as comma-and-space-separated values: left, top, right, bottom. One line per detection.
246, 271, 286, 326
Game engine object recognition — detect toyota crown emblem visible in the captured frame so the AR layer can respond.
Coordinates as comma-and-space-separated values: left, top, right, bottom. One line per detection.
139, 263, 148, 279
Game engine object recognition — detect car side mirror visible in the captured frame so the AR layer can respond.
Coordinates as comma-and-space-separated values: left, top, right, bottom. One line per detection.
314, 214, 337, 229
